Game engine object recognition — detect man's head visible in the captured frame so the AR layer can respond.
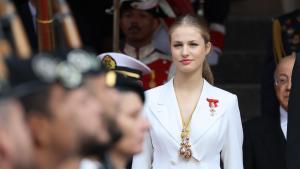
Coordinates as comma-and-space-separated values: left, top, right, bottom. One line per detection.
83, 72, 122, 155
10, 52, 108, 166
21, 80, 108, 159
274, 53, 296, 111
49, 83, 107, 156
111, 78, 149, 157
120, 0, 160, 48
0, 98, 35, 169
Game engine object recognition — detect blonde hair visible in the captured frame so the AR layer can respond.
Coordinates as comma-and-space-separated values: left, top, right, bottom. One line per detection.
169, 14, 214, 84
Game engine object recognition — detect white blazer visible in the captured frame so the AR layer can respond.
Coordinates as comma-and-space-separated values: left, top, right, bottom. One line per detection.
132, 79, 243, 169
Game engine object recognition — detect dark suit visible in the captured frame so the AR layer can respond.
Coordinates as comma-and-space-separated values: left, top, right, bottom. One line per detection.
243, 114, 286, 169
287, 52, 300, 169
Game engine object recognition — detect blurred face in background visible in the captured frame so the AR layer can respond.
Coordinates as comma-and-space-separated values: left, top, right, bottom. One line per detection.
84, 74, 121, 147
49, 84, 108, 154
0, 99, 35, 169
45, 84, 84, 155
120, 8, 159, 46
274, 54, 296, 111
112, 91, 149, 156
64, 87, 109, 151
24, 81, 111, 168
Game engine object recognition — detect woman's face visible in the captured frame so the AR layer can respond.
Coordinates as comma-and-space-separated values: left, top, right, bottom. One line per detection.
170, 25, 211, 74
114, 92, 149, 155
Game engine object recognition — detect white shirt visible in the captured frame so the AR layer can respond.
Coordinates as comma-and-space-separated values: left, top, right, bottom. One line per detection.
79, 159, 102, 169
280, 106, 288, 139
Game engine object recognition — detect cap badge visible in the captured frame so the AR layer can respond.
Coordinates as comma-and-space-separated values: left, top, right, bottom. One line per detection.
106, 71, 117, 87
102, 55, 117, 70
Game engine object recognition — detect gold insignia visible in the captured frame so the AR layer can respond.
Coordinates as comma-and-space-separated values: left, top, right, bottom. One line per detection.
106, 71, 116, 87
101, 55, 116, 70
149, 71, 156, 88
115, 70, 140, 79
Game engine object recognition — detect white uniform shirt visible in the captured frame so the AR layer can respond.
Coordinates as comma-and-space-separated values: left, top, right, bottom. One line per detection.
280, 106, 288, 139
79, 159, 102, 169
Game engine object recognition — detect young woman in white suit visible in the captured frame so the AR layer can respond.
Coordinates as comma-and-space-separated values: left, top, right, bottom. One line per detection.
132, 14, 243, 169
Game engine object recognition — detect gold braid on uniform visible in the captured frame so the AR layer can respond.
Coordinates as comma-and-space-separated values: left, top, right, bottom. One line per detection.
272, 19, 285, 63
36, 18, 54, 24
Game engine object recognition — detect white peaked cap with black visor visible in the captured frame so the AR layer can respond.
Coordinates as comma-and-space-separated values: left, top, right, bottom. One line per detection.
97, 52, 151, 80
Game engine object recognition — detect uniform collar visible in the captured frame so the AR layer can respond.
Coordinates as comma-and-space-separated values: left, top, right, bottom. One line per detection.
124, 43, 155, 60
279, 106, 288, 123
279, 106, 288, 139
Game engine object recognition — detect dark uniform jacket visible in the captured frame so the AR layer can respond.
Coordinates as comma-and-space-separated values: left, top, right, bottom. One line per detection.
243, 114, 286, 169
287, 52, 300, 169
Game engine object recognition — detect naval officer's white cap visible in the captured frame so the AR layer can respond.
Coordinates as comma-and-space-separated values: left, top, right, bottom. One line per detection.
97, 52, 151, 80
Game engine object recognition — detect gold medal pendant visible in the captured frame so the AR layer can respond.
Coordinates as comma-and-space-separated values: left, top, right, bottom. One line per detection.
175, 87, 200, 160
179, 129, 192, 159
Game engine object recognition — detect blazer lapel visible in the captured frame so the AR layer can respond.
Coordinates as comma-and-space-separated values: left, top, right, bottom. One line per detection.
148, 79, 227, 162
148, 79, 182, 145
190, 80, 225, 145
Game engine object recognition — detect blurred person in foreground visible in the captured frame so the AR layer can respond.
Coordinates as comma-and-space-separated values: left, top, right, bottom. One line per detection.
6, 50, 111, 169
80, 52, 151, 169
0, 88, 35, 169
108, 77, 149, 169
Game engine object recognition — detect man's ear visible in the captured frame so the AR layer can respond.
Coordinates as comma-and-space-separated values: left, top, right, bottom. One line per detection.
27, 114, 51, 147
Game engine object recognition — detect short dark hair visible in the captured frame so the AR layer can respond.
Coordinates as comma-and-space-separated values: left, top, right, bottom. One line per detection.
19, 85, 52, 118
115, 75, 145, 103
